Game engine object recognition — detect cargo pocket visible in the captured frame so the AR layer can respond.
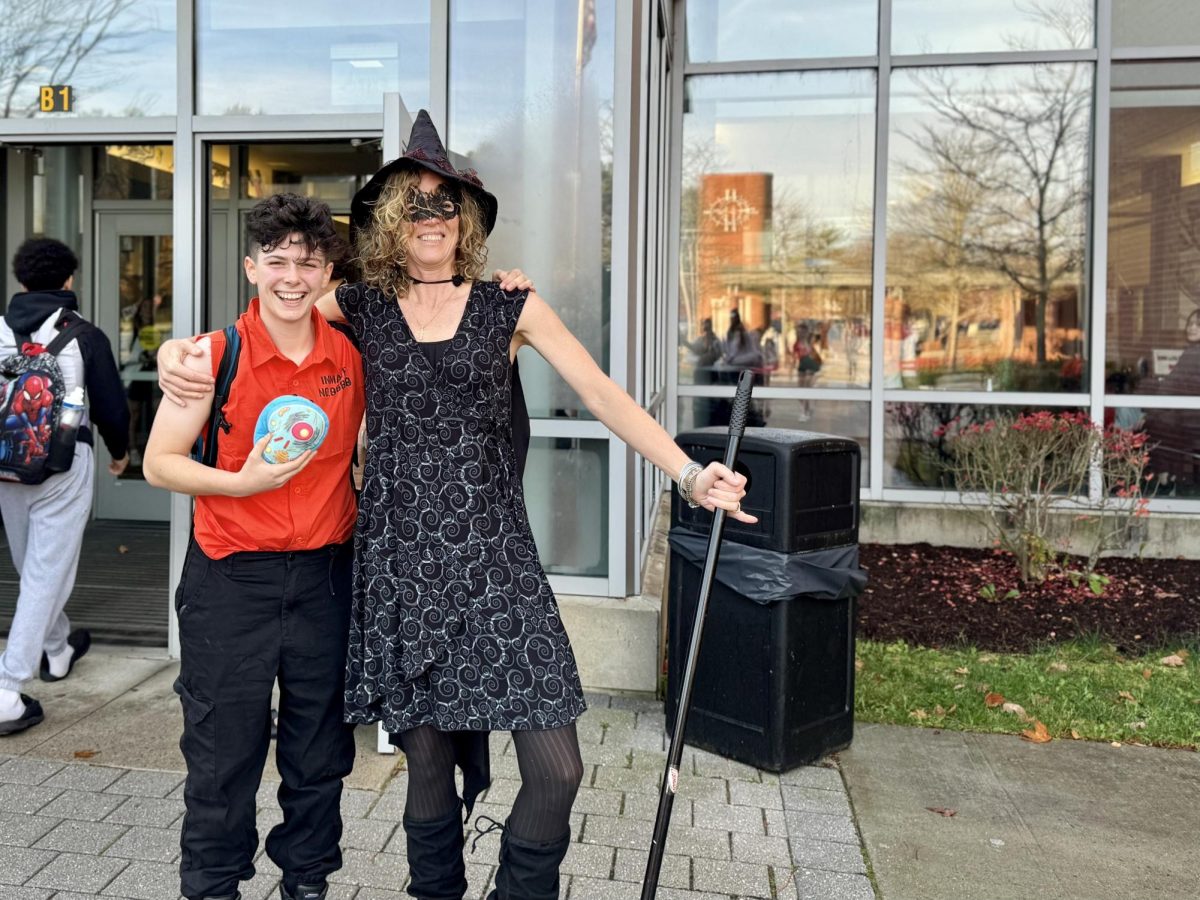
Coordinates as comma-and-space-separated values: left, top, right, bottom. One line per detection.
174, 678, 218, 799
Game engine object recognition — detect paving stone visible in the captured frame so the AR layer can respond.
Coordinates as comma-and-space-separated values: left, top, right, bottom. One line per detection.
354, 888, 411, 900
729, 780, 784, 810
629, 748, 669, 771
567, 875, 644, 900
583, 691, 613, 710
608, 694, 661, 714
38, 788, 124, 821
731, 831, 792, 866
689, 750, 763, 783
342, 815, 399, 852
779, 764, 843, 792
793, 866, 877, 900
589, 708, 638, 730
104, 795, 186, 827
344, 784, 384, 818
42, 764, 125, 792
105, 769, 186, 798
653, 824, 731, 861
0, 844, 57, 884
784, 810, 860, 846
579, 741, 636, 767
560, 840, 616, 878
612, 847, 691, 887
627, 727, 667, 751
576, 716, 607, 745
790, 837, 867, 875
693, 799, 766, 835
571, 785, 623, 817
103, 825, 181, 862
465, 860, 493, 899
480, 776, 522, 806
655, 890, 730, 900
0, 888, 53, 899
25, 850, 128, 892
690, 856, 773, 897
329, 847, 411, 889
0, 757, 64, 785
34, 818, 127, 854
635, 710, 666, 732
579, 812, 653, 849
0, 812, 60, 847
620, 791, 692, 823
240, 869, 284, 900
782, 784, 853, 817
255, 779, 283, 810
764, 808, 787, 837
100, 858, 179, 899
0, 782, 62, 815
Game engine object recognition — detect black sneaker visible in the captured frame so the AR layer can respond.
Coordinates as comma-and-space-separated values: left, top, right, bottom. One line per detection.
40, 629, 91, 682
280, 883, 327, 900
0, 695, 45, 737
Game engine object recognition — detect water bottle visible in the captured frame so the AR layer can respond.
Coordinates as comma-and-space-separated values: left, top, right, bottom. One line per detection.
46, 386, 85, 473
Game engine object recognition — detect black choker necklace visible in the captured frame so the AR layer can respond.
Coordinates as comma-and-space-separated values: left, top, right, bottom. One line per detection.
409, 274, 464, 287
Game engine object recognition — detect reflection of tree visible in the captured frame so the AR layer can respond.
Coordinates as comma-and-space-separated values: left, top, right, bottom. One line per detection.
678, 137, 725, 339
899, 2, 1090, 364
0, 0, 137, 117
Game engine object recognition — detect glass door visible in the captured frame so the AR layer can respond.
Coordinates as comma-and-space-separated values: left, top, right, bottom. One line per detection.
95, 212, 173, 520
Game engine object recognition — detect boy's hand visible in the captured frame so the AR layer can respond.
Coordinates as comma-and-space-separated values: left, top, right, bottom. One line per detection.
109, 454, 130, 476
234, 435, 316, 496
158, 338, 215, 406
493, 269, 535, 292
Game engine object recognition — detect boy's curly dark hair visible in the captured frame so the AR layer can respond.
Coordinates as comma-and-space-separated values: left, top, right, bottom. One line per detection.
12, 237, 78, 291
245, 193, 345, 261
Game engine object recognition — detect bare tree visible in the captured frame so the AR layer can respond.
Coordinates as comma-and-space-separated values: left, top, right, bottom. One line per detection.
0, 0, 137, 117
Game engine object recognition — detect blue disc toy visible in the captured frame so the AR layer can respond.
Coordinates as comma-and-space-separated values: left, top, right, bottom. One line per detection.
253, 395, 329, 464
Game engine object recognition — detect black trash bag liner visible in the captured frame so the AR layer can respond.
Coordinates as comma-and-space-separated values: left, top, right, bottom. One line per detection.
668, 529, 868, 605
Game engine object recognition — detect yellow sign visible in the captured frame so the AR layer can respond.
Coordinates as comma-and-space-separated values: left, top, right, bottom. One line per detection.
38, 85, 74, 113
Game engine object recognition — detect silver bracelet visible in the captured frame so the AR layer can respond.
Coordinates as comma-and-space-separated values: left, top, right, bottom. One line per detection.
678, 461, 703, 508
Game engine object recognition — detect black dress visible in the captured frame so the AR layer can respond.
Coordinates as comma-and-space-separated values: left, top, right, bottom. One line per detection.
335, 280, 587, 736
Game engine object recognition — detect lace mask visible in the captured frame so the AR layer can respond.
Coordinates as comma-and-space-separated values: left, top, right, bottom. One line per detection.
407, 183, 462, 223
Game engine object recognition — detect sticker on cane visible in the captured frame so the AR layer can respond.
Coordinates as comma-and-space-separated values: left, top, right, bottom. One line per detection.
667, 765, 679, 794
253, 395, 329, 464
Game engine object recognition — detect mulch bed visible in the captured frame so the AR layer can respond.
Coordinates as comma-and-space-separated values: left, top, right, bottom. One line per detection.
857, 543, 1200, 654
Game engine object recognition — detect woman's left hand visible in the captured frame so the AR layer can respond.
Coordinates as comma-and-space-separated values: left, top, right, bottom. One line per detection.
692, 462, 758, 523
494, 269, 535, 292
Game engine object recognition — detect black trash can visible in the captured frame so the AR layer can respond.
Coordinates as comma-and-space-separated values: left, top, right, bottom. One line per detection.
665, 428, 866, 772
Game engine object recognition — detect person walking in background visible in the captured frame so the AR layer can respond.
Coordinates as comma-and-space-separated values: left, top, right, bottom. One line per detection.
0, 238, 130, 736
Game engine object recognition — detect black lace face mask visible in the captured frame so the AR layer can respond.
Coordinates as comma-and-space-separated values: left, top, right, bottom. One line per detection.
407, 183, 462, 223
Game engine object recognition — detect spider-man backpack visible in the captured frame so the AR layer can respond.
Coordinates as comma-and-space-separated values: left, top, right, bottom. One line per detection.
0, 313, 88, 484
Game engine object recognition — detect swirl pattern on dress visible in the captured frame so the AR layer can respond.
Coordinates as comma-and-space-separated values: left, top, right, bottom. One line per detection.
336, 280, 587, 732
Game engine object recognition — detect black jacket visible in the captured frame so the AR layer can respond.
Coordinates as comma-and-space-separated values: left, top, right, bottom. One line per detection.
5, 289, 130, 460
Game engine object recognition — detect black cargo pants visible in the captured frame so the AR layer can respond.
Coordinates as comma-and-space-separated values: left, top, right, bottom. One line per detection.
174, 539, 356, 900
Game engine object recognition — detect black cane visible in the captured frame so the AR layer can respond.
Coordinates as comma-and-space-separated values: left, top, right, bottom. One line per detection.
642, 369, 754, 898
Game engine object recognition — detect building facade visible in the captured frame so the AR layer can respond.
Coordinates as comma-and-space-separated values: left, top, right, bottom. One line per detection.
1, 1, 1197, 655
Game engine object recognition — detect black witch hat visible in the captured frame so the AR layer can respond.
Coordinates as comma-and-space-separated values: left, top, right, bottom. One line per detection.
351, 109, 499, 236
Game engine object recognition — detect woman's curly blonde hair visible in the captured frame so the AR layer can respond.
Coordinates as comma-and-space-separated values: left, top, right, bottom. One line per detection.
353, 169, 489, 299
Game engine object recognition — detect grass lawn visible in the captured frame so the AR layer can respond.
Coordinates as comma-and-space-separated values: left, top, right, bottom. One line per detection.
854, 637, 1200, 749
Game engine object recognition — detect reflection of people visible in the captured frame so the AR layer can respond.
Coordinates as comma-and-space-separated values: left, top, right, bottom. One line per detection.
0, 238, 130, 737
158, 111, 752, 900
723, 309, 763, 369
1143, 309, 1200, 491
688, 317, 722, 373
793, 324, 823, 421
126, 292, 168, 467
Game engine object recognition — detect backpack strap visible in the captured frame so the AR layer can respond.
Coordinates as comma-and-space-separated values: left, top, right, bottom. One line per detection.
42, 313, 89, 357
194, 324, 242, 467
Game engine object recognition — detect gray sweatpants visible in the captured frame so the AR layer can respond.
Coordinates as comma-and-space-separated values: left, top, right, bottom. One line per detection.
0, 443, 94, 693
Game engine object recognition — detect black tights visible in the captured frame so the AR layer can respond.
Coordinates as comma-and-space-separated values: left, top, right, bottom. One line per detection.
397, 724, 584, 842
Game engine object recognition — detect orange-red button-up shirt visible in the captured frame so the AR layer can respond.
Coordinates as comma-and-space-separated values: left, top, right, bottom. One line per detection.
192, 299, 364, 559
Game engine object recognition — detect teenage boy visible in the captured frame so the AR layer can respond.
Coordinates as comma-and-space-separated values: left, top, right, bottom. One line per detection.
143, 194, 362, 900
0, 237, 129, 736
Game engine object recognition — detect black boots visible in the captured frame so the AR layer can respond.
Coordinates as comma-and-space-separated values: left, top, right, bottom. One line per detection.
405, 810, 468, 900
488, 827, 571, 900
280, 882, 327, 900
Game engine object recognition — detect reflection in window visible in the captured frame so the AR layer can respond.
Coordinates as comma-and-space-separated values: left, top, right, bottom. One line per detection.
94, 146, 173, 200
523, 438, 608, 577
0, 0, 175, 118
1107, 63, 1200, 398
680, 399, 870, 487
1113, 0, 1200, 49
1107, 405, 1200, 498
680, 72, 876, 392
892, 0, 1093, 55
451, 0, 615, 420
884, 402, 1086, 488
887, 64, 1092, 392
197, 2, 429, 115
685, 0, 877, 62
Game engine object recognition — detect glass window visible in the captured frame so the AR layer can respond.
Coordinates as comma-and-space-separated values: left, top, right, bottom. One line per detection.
680, 398, 870, 486
1106, 405, 1200, 498
451, 0, 615, 420
884, 402, 1085, 487
234, 142, 381, 203
886, 65, 1092, 392
94, 146, 173, 200
0, 0, 175, 118
1107, 63, 1200, 398
685, 0, 877, 62
680, 71, 876, 391
197, 1, 430, 115
1113, 0, 1200, 49
892, 0, 1093, 55
523, 438, 608, 577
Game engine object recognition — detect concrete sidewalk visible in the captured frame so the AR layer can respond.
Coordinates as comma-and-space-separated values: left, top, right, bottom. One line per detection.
839, 723, 1200, 900
0, 645, 876, 899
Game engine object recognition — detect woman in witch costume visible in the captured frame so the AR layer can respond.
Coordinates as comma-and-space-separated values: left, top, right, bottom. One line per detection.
161, 111, 753, 899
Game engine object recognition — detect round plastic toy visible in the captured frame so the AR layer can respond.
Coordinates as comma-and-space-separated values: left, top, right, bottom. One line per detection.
253, 395, 329, 464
